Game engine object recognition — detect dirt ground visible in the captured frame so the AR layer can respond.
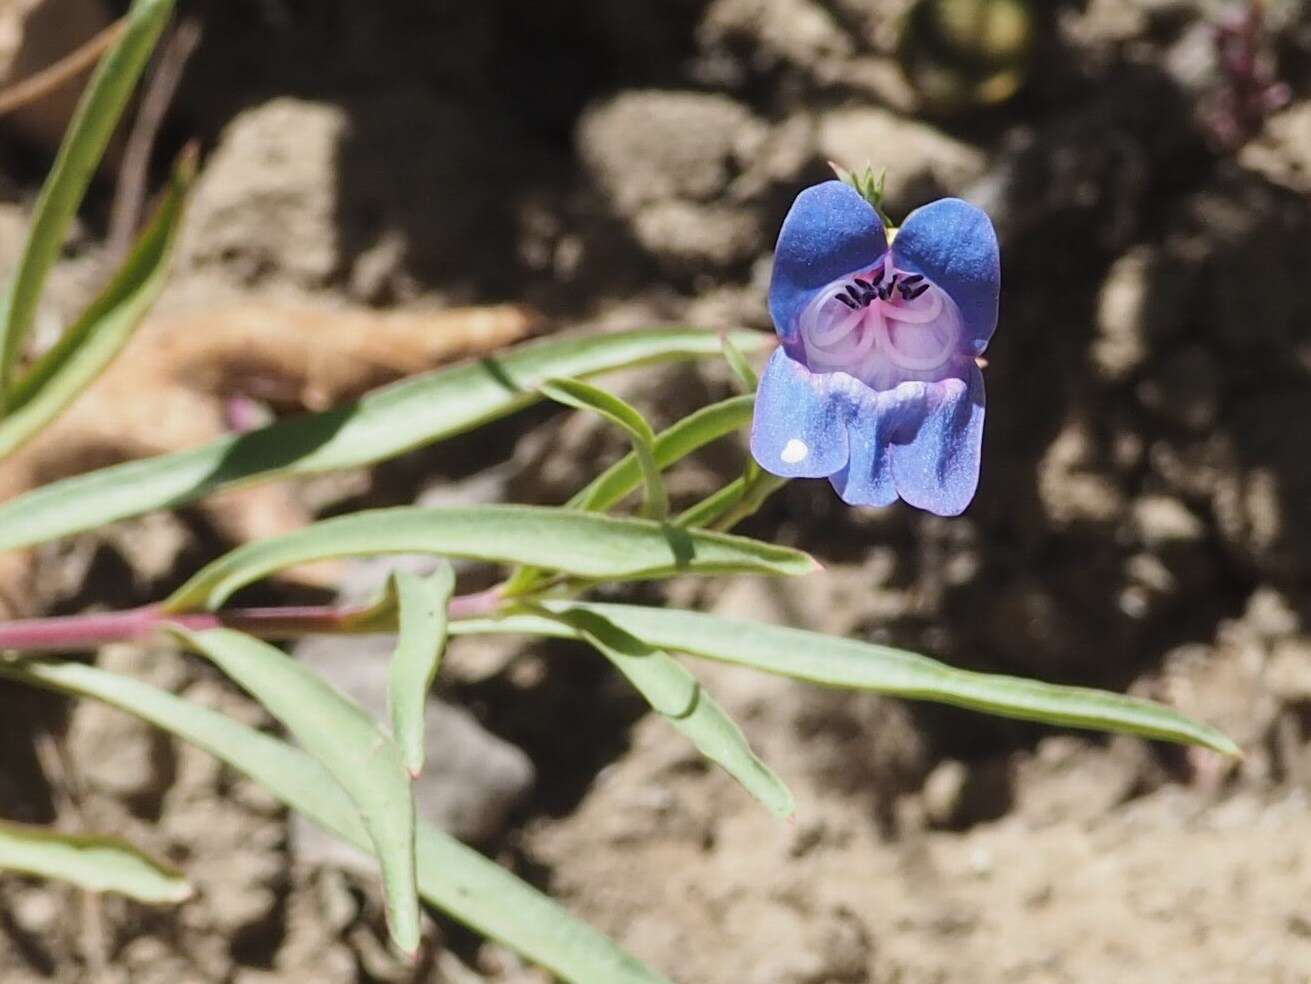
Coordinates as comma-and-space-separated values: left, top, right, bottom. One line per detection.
3, 1, 1311, 981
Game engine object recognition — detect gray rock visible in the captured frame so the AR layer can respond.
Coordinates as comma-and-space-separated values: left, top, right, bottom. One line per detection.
1037, 417, 1125, 526
699, 0, 854, 80
631, 199, 763, 269
1131, 496, 1205, 550
1240, 102, 1311, 195
579, 90, 767, 216
181, 98, 347, 287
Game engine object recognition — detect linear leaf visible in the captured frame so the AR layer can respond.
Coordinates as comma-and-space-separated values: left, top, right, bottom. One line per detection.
0, 657, 671, 984
0, 149, 195, 461
534, 606, 793, 818
504, 394, 755, 596
674, 476, 749, 529
0, 328, 771, 553
388, 566, 455, 776
718, 332, 758, 392
0, 820, 191, 903
567, 394, 754, 514
541, 378, 667, 519
0, 0, 175, 400
452, 602, 1242, 756
164, 505, 816, 613
172, 628, 419, 955
677, 471, 786, 532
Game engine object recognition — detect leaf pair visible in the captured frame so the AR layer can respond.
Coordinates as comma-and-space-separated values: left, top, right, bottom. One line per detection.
456, 602, 1241, 758
0, 328, 773, 552
0, 0, 184, 455
163, 504, 815, 613
0, 656, 672, 984
172, 564, 453, 954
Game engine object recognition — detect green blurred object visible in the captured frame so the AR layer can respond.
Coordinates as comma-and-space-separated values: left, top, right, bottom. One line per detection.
897, 0, 1034, 112
0, 820, 191, 904
0, 0, 176, 405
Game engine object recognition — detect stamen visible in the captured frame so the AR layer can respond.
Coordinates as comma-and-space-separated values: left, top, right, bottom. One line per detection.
836, 294, 858, 310
900, 274, 924, 287
904, 282, 930, 300
844, 284, 863, 303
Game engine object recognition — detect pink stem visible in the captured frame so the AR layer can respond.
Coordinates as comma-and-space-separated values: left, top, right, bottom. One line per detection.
0, 587, 505, 654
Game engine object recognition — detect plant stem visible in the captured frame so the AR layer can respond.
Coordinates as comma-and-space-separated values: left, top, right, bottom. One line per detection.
0, 587, 505, 654
710, 472, 787, 532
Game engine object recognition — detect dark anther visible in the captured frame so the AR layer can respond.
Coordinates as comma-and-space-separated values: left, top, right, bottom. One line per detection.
853, 278, 874, 291
903, 282, 931, 301
844, 284, 863, 302
836, 294, 859, 309
900, 274, 924, 287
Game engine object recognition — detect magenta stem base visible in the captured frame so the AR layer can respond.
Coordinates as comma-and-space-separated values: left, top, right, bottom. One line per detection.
0, 588, 504, 654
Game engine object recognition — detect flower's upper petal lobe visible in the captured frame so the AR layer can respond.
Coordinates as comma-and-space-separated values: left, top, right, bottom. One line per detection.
769, 181, 887, 348
830, 381, 930, 507
750, 349, 850, 478
891, 198, 999, 356
889, 363, 985, 516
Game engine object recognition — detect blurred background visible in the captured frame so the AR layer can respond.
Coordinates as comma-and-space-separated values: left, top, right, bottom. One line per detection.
1, 1, 1310, 981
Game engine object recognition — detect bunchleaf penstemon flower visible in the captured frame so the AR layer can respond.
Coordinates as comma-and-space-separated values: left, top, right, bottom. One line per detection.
751, 180, 999, 516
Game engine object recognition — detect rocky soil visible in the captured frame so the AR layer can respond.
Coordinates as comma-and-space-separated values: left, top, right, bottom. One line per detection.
3, 0, 1311, 981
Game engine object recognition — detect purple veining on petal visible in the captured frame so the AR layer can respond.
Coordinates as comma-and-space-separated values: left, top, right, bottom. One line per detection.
796, 261, 967, 393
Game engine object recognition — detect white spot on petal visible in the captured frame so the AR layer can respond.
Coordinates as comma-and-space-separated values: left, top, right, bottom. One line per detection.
781, 439, 809, 464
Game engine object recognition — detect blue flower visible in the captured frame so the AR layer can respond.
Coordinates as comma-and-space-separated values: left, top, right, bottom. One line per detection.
750, 180, 999, 516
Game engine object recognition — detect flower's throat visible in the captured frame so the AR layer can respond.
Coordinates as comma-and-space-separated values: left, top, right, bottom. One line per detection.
834, 263, 931, 310
798, 262, 964, 385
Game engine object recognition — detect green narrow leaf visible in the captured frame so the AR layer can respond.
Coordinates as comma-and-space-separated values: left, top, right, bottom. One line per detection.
164, 505, 816, 613
674, 476, 749, 529
677, 471, 786, 532
504, 394, 756, 596
0, 658, 672, 984
541, 378, 667, 520
531, 605, 793, 818
171, 628, 419, 955
0, 0, 176, 401
0, 328, 771, 553
0, 820, 191, 904
452, 602, 1242, 757
567, 394, 754, 513
0, 148, 195, 461
388, 566, 455, 776
718, 332, 758, 392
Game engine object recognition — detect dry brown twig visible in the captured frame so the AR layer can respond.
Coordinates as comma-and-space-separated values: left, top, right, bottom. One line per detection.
0, 13, 125, 118
108, 16, 203, 260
